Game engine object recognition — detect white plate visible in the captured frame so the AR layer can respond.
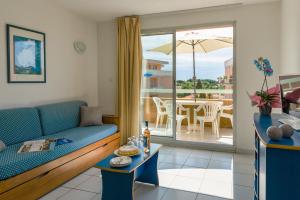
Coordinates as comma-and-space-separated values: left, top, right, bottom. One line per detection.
109, 156, 132, 167
114, 149, 141, 157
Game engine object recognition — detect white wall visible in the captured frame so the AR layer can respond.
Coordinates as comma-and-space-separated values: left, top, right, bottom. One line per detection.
98, 2, 281, 151
281, 0, 300, 74
0, 0, 99, 108
98, 22, 117, 114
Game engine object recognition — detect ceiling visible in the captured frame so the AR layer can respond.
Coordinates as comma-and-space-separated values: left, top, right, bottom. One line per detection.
53, 0, 279, 22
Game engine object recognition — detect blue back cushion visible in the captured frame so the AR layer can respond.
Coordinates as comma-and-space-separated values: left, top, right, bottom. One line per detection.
37, 101, 87, 135
0, 108, 43, 146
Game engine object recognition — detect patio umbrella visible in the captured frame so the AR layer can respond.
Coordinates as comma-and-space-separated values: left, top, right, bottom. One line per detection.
148, 36, 233, 101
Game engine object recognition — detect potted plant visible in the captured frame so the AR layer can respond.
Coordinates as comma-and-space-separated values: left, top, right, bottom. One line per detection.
248, 57, 281, 115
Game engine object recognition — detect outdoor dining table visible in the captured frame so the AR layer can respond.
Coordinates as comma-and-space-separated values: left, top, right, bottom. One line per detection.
175, 100, 223, 131
176, 99, 223, 106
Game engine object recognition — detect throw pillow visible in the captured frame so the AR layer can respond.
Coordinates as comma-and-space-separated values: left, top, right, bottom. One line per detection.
80, 106, 103, 127
0, 140, 6, 152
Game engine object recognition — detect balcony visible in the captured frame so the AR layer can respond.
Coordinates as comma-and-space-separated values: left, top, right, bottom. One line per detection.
141, 89, 233, 145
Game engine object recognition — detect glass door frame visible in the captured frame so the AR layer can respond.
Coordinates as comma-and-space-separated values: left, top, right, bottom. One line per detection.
140, 31, 176, 138
142, 21, 237, 152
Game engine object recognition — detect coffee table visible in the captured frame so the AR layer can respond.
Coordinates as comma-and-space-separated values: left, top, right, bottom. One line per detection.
95, 143, 162, 200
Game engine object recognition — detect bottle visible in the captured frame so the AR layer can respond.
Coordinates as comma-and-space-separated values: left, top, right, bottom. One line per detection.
143, 121, 151, 152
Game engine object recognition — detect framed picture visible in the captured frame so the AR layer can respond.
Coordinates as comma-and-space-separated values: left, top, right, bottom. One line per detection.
6, 24, 46, 83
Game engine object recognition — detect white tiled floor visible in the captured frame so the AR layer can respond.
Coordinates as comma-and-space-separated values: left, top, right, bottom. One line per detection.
39, 146, 254, 200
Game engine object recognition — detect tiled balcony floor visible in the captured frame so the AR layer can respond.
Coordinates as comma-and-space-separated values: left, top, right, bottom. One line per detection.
150, 124, 233, 145
40, 146, 254, 200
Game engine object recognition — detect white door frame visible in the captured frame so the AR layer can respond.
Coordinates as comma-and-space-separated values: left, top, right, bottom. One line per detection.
141, 21, 237, 152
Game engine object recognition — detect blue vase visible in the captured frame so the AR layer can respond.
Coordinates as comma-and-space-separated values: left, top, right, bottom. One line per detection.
259, 104, 272, 116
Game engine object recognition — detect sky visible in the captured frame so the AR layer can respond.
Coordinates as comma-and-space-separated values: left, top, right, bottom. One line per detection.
15, 40, 36, 68
142, 27, 233, 81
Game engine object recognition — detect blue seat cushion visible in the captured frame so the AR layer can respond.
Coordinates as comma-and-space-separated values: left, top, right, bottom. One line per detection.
37, 101, 87, 135
0, 108, 43, 146
0, 124, 117, 180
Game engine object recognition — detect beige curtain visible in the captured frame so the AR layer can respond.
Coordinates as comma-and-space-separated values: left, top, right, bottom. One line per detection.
117, 16, 142, 144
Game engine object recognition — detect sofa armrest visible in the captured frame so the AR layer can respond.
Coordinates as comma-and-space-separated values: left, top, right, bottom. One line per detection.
102, 115, 119, 130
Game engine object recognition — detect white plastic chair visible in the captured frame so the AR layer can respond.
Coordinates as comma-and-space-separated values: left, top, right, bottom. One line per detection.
194, 102, 221, 138
152, 97, 167, 128
219, 104, 233, 127
164, 100, 173, 135
164, 100, 191, 133
176, 102, 191, 133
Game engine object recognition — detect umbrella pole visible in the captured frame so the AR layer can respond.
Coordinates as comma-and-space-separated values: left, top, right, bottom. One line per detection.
192, 41, 196, 102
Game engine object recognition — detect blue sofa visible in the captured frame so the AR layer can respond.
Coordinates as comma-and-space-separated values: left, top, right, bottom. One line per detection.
0, 101, 120, 200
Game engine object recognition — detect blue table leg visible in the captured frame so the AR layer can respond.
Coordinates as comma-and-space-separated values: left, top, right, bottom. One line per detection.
101, 170, 134, 200
135, 151, 159, 186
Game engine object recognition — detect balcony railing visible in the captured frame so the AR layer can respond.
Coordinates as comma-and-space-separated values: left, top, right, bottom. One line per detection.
141, 88, 233, 94
141, 96, 233, 129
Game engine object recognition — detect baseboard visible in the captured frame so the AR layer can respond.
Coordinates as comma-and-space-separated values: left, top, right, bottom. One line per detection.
235, 148, 254, 155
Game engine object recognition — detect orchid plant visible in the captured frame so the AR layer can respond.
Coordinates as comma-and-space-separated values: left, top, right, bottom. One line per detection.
248, 57, 281, 113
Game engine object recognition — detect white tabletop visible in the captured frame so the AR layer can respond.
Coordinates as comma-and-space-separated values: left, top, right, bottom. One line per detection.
176, 100, 223, 106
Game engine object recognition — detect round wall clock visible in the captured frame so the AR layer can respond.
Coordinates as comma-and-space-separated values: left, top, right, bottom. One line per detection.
73, 41, 86, 54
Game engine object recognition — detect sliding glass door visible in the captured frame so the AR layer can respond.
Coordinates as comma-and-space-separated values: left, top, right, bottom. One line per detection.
140, 33, 174, 137
175, 26, 234, 145
140, 24, 235, 147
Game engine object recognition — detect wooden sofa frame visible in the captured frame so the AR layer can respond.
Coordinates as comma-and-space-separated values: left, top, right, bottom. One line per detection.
0, 115, 120, 200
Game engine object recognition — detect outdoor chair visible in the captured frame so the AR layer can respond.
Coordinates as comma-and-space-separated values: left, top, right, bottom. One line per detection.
194, 102, 221, 138
164, 100, 191, 134
164, 100, 173, 136
153, 97, 168, 128
219, 104, 233, 127
176, 102, 191, 133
